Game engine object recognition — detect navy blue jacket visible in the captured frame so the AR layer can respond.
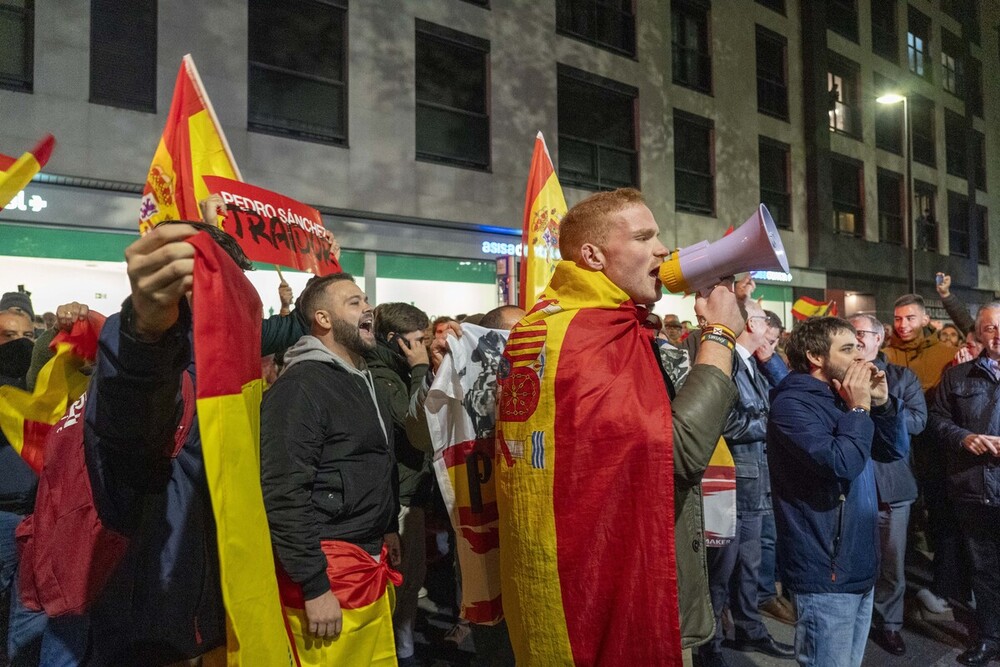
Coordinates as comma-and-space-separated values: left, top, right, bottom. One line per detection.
767, 372, 908, 594
930, 354, 1000, 506
873, 354, 925, 504
85, 301, 225, 665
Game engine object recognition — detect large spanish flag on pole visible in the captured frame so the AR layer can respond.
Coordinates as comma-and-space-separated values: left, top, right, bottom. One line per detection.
496, 261, 682, 666
187, 233, 293, 666
518, 132, 567, 309
139, 55, 242, 233
0, 134, 55, 210
0, 311, 103, 473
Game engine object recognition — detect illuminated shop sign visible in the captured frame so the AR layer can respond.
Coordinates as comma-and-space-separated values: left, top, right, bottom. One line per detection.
4, 190, 48, 213
751, 270, 793, 283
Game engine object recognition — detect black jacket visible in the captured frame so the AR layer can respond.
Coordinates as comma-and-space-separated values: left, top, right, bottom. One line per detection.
260, 336, 398, 601
365, 339, 433, 507
872, 353, 925, 504
929, 353, 1000, 507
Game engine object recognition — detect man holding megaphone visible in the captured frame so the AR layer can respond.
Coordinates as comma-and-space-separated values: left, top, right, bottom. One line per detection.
495, 188, 789, 666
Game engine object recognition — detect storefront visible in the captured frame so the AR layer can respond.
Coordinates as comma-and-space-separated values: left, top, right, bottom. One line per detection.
0, 180, 521, 318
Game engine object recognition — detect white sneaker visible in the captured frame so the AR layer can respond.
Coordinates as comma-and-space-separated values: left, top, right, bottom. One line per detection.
917, 588, 952, 614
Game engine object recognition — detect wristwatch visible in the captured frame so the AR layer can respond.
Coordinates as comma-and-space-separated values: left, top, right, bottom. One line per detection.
850, 406, 870, 415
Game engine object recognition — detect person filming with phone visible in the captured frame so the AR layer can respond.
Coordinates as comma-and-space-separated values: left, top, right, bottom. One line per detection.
365, 302, 435, 667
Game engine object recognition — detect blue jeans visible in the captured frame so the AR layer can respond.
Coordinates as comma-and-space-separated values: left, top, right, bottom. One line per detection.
792, 588, 873, 667
1, 511, 89, 666
758, 511, 778, 601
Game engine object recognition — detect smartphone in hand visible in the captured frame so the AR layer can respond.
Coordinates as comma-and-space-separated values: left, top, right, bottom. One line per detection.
388, 333, 412, 350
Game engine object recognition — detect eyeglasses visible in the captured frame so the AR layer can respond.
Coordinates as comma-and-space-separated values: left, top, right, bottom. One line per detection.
664, 324, 683, 330
855, 329, 880, 338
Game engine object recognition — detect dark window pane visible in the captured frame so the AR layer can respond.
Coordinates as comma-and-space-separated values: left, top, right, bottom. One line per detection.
248, 0, 347, 145
828, 0, 858, 42
759, 137, 791, 229
967, 57, 983, 118
871, 0, 897, 61
972, 131, 987, 192
557, 67, 638, 190
948, 191, 969, 257
0, 0, 33, 92
415, 24, 490, 169
975, 205, 988, 264
941, 29, 964, 96
90, 0, 157, 112
556, 0, 636, 57
674, 112, 714, 215
910, 94, 935, 167
756, 27, 788, 120
249, 65, 346, 143
672, 1, 712, 93
755, 0, 784, 14
944, 109, 966, 178
877, 168, 903, 244
831, 156, 863, 236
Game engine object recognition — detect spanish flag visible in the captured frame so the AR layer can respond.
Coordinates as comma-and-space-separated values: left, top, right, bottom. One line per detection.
518, 132, 567, 309
0, 134, 55, 211
187, 232, 294, 666
496, 261, 682, 666
139, 55, 241, 233
0, 311, 103, 473
791, 296, 837, 321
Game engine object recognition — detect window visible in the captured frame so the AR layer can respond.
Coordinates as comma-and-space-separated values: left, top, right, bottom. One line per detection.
966, 2, 980, 45
877, 168, 903, 245
948, 191, 969, 257
248, 0, 347, 145
755, 0, 784, 13
945, 109, 966, 179
910, 94, 935, 167
941, 30, 963, 96
557, 65, 637, 190
674, 110, 714, 215
90, 0, 156, 112
972, 130, 986, 192
672, 0, 712, 93
975, 205, 988, 264
908, 7, 931, 81
828, 0, 858, 42
0, 0, 33, 92
967, 57, 983, 118
415, 22, 490, 170
831, 155, 863, 236
874, 74, 902, 155
941, 0, 960, 21
915, 181, 938, 252
828, 56, 860, 137
759, 137, 791, 230
871, 0, 897, 62
555, 0, 636, 57
461, 0, 489, 6
756, 26, 788, 120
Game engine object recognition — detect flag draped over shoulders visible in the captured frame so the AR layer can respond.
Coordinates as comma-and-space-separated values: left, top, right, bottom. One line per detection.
188, 233, 293, 666
496, 260, 682, 666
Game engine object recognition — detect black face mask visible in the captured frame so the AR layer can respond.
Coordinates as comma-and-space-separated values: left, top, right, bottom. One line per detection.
0, 336, 34, 383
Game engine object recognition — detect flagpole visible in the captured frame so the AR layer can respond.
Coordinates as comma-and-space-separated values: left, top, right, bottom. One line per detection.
182, 54, 244, 182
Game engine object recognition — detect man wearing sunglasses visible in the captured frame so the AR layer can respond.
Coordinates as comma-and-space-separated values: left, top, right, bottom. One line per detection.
850, 314, 926, 656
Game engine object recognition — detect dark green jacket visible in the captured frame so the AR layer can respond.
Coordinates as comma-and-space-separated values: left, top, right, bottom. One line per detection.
671, 363, 738, 649
365, 340, 433, 507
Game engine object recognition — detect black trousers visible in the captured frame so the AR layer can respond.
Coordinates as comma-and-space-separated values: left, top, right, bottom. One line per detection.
956, 503, 1000, 641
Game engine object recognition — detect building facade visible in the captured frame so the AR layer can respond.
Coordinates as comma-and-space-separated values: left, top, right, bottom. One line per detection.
0, 0, 997, 322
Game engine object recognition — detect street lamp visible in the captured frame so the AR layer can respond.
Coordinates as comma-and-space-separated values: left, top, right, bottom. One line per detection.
876, 93, 915, 294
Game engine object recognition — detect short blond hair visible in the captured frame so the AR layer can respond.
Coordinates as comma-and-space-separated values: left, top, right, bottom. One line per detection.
559, 188, 646, 262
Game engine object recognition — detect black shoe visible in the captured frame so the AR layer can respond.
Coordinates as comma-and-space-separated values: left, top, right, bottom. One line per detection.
727, 635, 795, 659
957, 641, 1000, 666
870, 626, 906, 656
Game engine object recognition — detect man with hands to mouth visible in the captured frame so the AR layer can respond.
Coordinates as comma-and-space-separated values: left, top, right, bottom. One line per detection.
767, 317, 908, 667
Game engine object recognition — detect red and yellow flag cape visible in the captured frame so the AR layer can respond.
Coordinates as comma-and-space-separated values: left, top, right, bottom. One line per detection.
139, 56, 241, 233
188, 233, 293, 666
0, 311, 103, 473
518, 132, 567, 309
496, 261, 682, 666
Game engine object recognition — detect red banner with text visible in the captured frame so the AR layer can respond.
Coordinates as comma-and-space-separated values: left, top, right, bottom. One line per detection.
202, 176, 340, 276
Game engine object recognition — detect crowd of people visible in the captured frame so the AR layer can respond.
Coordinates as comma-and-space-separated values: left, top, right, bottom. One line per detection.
0, 187, 997, 667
